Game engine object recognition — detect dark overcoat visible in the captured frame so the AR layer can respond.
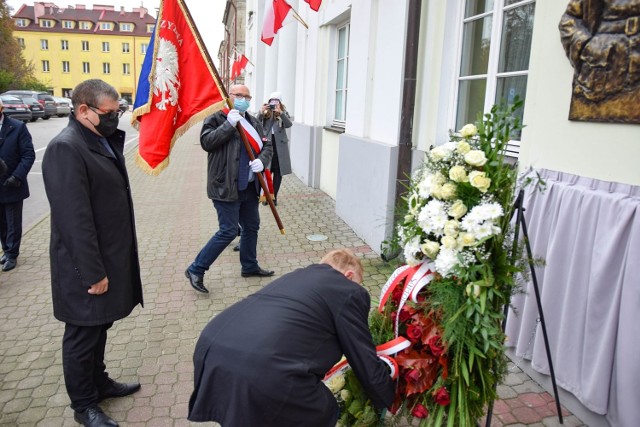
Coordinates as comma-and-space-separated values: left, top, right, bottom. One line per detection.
42, 116, 143, 326
0, 115, 35, 203
188, 264, 395, 426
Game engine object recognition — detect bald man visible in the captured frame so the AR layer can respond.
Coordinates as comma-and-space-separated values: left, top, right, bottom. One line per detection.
185, 85, 274, 293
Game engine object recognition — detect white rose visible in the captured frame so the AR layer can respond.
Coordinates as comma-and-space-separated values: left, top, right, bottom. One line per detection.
457, 232, 476, 247
432, 172, 446, 186
430, 145, 452, 161
421, 241, 440, 259
340, 389, 351, 402
441, 235, 457, 250
466, 283, 481, 298
430, 184, 443, 200
469, 171, 491, 193
325, 375, 345, 393
444, 220, 459, 237
464, 150, 488, 167
440, 183, 457, 200
456, 141, 471, 154
449, 166, 469, 183
459, 124, 478, 138
448, 200, 468, 220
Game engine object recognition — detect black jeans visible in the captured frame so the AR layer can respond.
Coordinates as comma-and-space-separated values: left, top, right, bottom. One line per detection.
0, 200, 23, 259
62, 322, 113, 411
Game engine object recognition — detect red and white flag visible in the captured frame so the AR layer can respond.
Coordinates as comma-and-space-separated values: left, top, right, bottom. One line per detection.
132, 0, 225, 174
304, 0, 322, 11
261, 0, 292, 46
231, 54, 249, 80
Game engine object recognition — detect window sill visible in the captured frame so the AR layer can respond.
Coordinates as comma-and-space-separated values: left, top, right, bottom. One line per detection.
323, 125, 345, 134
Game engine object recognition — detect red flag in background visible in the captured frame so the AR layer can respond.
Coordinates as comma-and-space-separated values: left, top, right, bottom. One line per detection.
304, 0, 322, 11
261, 0, 292, 45
132, 0, 225, 174
230, 55, 249, 80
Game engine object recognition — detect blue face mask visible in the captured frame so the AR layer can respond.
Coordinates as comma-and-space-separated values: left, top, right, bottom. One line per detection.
234, 98, 250, 113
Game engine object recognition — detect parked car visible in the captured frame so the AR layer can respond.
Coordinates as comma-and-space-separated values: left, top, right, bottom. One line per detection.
53, 96, 71, 117
0, 95, 33, 123
118, 98, 129, 113
18, 96, 45, 121
2, 90, 57, 119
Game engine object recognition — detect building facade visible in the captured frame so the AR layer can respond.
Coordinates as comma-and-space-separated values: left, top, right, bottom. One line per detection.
11, 1, 155, 102
218, 0, 247, 90
240, 1, 639, 426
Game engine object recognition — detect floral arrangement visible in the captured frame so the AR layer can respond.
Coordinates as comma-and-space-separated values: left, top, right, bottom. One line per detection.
325, 101, 525, 426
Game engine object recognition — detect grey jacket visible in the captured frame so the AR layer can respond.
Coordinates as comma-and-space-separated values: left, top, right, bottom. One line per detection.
258, 110, 293, 175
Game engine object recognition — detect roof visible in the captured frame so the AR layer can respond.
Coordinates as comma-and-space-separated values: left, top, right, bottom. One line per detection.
12, 2, 156, 37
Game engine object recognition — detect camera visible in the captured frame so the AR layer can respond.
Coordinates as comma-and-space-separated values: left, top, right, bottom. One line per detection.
269, 99, 278, 110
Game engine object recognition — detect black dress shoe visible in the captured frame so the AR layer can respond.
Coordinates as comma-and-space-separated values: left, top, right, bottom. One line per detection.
98, 380, 141, 401
74, 406, 119, 427
233, 244, 240, 252
0, 254, 6, 264
241, 267, 275, 278
185, 269, 208, 293
2, 258, 16, 272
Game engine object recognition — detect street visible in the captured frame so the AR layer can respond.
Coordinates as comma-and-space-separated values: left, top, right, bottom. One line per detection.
22, 112, 139, 230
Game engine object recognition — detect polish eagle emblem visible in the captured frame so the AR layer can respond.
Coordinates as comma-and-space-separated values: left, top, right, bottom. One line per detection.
153, 37, 180, 110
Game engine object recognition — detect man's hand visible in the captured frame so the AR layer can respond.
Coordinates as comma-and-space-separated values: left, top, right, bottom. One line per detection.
227, 109, 242, 127
249, 159, 264, 173
3, 176, 21, 188
88, 277, 109, 295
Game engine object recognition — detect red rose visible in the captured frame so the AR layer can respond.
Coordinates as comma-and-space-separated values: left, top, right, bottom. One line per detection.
411, 403, 429, 418
406, 325, 422, 342
398, 308, 412, 323
404, 368, 421, 383
390, 311, 397, 323
428, 335, 444, 357
391, 286, 403, 304
433, 387, 450, 406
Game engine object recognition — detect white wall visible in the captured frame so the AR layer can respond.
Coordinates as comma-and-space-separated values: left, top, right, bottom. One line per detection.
519, 2, 640, 186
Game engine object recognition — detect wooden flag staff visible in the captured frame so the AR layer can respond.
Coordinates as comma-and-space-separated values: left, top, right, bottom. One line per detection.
178, 0, 285, 234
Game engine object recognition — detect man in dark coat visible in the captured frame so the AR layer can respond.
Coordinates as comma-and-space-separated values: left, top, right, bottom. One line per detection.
188, 249, 396, 426
185, 84, 274, 294
0, 98, 35, 272
42, 80, 143, 427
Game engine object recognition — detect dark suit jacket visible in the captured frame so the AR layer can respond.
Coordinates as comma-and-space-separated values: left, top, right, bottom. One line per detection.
42, 116, 143, 326
188, 264, 395, 427
0, 115, 35, 203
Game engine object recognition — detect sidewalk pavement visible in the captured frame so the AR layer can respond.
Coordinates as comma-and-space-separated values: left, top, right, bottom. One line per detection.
0, 125, 586, 426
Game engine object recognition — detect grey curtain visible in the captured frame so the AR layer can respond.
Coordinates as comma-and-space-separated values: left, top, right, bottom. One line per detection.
505, 168, 640, 427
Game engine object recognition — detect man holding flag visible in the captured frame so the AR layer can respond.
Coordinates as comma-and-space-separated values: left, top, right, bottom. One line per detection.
185, 84, 274, 294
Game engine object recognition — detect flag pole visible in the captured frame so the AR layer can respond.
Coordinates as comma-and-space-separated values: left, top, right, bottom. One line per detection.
289, 5, 309, 29
178, 0, 286, 235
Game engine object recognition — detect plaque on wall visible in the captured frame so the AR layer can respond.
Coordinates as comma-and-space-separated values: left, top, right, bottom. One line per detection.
559, 0, 640, 124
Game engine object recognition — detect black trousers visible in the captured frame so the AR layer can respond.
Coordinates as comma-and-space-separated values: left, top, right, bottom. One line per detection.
270, 135, 282, 198
0, 200, 23, 259
62, 322, 113, 411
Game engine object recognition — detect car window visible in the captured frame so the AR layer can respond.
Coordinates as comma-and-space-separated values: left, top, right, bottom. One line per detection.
22, 97, 38, 103
1, 96, 23, 103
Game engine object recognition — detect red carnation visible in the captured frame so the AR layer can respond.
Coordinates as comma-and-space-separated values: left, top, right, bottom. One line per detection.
398, 308, 412, 323
428, 335, 444, 357
404, 368, 421, 383
411, 402, 429, 418
406, 324, 422, 342
433, 387, 450, 406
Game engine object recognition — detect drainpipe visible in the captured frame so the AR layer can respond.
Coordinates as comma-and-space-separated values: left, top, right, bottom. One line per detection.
395, 0, 422, 207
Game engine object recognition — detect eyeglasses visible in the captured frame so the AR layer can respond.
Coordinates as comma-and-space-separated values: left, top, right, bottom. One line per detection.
88, 105, 123, 119
230, 93, 252, 101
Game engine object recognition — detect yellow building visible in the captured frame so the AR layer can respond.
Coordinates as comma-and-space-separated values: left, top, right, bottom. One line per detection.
11, 2, 156, 103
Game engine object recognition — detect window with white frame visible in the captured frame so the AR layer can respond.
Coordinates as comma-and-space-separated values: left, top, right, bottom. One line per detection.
147, 24, 154, 33
16, 37, 25, 48
40, 39, 49, 50
62, 20, 73, 29
81, 40, 89, 51
16, 18, 27, 27
82, 62, 90, 73
100, 22, 111, 30
79, 21, 91, 30
122, 42, 130, 53
103, 62, 110, 74
61, 40, 69, 50
454, 0, 535, 146
141, 43, 148, 55
123, 63, 131, 75
41, 19, 53, 28
42, 60, 50, 72
62, 61, 70, 73
102, 41, 110, 52
121, 23, 132, 31
333, 22, 350, 127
